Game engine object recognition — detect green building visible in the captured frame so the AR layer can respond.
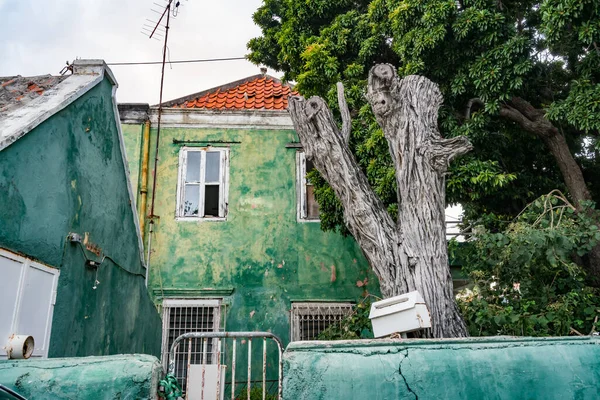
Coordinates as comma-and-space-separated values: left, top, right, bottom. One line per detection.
119, 73, 380, 388
0, 60, 161, 360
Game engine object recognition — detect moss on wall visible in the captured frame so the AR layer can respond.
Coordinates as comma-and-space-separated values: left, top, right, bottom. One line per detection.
0, 78, 161, 357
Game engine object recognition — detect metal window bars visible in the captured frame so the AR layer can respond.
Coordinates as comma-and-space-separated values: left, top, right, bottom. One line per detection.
168, 331, 284, 400
290, 302, 354, 341
162, 301, 221, 393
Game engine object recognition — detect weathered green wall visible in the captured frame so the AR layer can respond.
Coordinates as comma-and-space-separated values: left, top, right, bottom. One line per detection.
121, 120, 380, 381
121, 123, 143, 201
0, 354, 162, 399
0, 78, 161, 357
142, 125, 377, 334
283, 337, 600, 399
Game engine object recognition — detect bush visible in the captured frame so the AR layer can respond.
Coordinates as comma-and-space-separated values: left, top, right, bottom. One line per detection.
456, 191, 600, 336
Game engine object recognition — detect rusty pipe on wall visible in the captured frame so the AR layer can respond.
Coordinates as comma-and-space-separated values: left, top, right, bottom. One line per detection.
139, 120, 151, 243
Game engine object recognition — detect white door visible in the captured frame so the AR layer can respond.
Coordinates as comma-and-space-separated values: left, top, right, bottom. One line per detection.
0, 249, 59, 358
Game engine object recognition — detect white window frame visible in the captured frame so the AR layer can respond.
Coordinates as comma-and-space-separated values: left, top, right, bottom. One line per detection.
161, 298, 222, 377
176, 147, 229, 221
0, 248, 59, 359
296, 151, 320, 222
290, 302, 353, 341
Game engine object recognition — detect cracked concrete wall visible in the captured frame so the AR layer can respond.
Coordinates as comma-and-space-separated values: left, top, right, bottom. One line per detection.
0, 354, 162, 399
283, 337, 600, 399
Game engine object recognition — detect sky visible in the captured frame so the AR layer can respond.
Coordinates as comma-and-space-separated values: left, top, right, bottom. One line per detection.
0, 0, 268, 104
0, 0, 466, 225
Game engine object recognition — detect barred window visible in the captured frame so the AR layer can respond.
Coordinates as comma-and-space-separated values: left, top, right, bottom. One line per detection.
161, 299, 221, 393
290, 302, 353, 341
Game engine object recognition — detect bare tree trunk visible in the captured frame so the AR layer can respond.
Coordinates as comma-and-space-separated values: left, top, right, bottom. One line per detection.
288, 64, 471, 338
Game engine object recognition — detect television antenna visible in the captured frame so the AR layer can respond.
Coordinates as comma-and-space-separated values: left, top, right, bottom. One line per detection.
141, 0, 182, 220
141, 0, 183, 274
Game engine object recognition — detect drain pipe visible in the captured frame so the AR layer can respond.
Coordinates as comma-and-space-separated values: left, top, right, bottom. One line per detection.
146, 221, 154, 287
139, 120, 151, 244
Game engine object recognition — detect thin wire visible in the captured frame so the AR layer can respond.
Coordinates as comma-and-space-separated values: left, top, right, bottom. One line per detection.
74, 241, 146, 279
107, 56, 246, 66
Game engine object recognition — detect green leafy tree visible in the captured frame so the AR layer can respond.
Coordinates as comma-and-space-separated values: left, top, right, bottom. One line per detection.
455, 192, 600, 336
248, 0, 600, 281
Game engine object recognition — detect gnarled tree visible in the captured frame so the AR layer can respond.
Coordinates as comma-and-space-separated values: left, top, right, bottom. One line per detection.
289, 64, 471, 338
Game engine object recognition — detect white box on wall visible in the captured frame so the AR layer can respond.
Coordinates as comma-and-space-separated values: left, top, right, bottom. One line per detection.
369, 291, 431, 338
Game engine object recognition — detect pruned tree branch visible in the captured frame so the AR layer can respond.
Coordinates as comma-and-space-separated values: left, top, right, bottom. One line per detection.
337, 82, 351, 144
428, 136, 474, 173
288, 64, 470, 337
287, 95, 398, 296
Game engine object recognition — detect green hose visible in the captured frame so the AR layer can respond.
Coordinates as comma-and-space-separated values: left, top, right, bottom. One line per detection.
158, 374, 183, 400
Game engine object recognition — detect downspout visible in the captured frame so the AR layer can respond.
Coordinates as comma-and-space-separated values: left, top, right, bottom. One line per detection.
139, 120, 151, 244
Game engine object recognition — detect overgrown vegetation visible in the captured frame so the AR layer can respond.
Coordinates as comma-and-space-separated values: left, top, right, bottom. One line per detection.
456, 192, 600, 336
317, 298, 375, 340
249, 0, 600, 283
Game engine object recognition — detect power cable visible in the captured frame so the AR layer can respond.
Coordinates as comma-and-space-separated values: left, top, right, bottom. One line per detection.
107, 56, 246, 66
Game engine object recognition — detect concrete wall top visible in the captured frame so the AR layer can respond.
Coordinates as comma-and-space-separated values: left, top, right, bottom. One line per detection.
0, 354, 162, 399
283, 336, 600, 400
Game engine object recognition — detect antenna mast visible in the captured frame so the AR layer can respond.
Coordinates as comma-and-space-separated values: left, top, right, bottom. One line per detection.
144, 0, 180, 219
140, 0, 182, 275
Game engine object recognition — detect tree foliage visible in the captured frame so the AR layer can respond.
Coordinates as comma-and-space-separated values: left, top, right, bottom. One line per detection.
455, 192, 600, 336
248, 0, 600, 231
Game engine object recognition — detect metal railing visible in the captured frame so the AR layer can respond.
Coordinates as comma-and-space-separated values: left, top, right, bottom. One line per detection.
168, 331, 284, 400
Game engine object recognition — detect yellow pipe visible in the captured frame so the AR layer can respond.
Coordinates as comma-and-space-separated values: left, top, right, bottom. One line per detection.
139, 120, 151, 242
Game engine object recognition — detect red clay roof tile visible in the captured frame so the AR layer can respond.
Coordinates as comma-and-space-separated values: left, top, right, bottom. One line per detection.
166, 75, 297, 111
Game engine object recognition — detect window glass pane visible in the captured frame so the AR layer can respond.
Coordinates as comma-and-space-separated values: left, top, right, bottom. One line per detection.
186, 151, 202, 183
184, 184, 200, 216
17, 265, 55, 354
205, 152, 221, 182
306, 185, 320, 219
305, 157, 316, 185
204, 185, 220, 217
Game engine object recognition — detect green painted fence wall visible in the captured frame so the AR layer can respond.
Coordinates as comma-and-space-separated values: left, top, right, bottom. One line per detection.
0, 78, 161, 357
0, 354, 162, 399
283, 337, 600, 400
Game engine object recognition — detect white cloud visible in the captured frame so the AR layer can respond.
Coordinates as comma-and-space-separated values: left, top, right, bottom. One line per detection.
0, 0, 270, 103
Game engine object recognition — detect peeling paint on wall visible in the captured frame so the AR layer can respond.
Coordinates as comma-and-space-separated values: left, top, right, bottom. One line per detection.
121, 119, 381, 376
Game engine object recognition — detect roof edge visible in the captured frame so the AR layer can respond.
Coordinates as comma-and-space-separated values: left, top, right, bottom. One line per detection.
0, 59, 116, 152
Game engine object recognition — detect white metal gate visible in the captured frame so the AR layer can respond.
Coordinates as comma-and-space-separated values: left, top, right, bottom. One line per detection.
167, 331, 284, 400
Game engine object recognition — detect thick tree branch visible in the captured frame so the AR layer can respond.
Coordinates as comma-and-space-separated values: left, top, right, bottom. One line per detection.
497, 97, 592, 205
288, 65, 470, 337
498, 103, 545, 135
465, 98, 484, 119
288, 95, 398, 296
336, 82, 351, 144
